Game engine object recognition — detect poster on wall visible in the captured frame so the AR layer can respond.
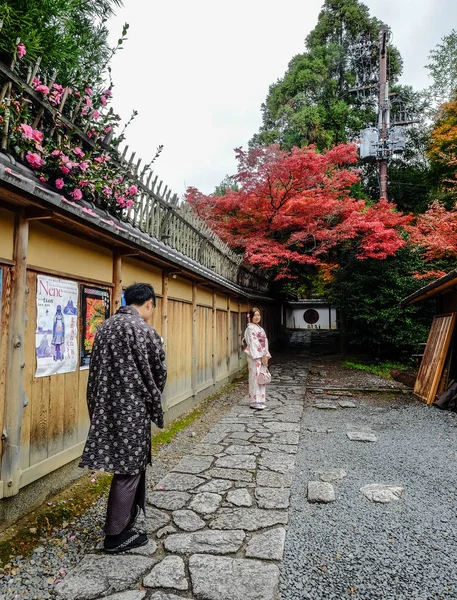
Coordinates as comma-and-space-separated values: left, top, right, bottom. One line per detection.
35, 275, 79, 378
80, 285, 111, 367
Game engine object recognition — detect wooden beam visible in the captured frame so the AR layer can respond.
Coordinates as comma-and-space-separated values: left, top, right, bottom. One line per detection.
226, 296, 231, 372
161, 271, 169, 411
191, 282, 198, 394
1, 212, 29, 497
212, 291, 217, 384
112, 250, 123, 313
24, 208, 53, 221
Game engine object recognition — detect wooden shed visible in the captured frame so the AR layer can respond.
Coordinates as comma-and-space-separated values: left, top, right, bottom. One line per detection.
400, 270, 457, 405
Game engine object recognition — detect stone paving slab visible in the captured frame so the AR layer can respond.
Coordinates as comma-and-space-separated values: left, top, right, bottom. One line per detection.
56, 381, 304, 600
55, 555, 155, 599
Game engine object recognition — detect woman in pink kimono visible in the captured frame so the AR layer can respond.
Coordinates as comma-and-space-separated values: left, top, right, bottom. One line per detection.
244, 307, 271, 410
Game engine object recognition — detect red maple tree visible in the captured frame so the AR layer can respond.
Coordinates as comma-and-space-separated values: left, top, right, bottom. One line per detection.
186, 144, 410, 278
407, 200, 457, 265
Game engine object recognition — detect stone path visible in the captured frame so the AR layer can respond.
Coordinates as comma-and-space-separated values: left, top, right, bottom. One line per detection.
55, 374, 306, 600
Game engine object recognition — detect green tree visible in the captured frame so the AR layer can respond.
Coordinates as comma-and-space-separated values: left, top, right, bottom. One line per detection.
250, 0, 402, 151
0, 0, 123, 87
328, 248, 435, 358
425, 29, 457, 108
214, 175, 239, 197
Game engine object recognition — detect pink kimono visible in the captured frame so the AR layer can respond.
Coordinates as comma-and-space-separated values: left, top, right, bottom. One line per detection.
244, 323, 271, 408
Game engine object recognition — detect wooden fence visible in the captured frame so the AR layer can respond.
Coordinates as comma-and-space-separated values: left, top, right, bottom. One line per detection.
0, 35, 277, 507
0, 206, 280, 501
0, 44, 269, 294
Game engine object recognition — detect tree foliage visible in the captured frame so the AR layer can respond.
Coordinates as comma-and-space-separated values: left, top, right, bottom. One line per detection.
329, 249, 436, 358
427, 97, 457, 200
0, 0, 124, 87
186, 144, 410, 279
407, 200, 457, 264
425, 29, 457, 108
250, 0, 402, 151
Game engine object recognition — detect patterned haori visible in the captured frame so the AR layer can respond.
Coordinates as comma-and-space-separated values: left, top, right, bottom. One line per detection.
79, 306, 167, 475
244, 323, 271, 408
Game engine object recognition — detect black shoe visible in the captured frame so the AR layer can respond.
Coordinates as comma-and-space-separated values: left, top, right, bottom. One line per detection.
104, 530, 148, 553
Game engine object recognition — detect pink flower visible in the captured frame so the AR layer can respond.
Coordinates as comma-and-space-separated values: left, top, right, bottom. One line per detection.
32, 129, 43, 143
60, 166, 70, 175
17, 43, 26, 59
100, 96, 107, 106
102, 186, 112, 198
51, 149, 62, 157
71, 188, 83, 200
92, 110, 100, 120
84, 96, 92, 107
128, 185, 138, 196
20, 123, 34, 140
126, 200, 134, 208
116, 196, 126, 207
79, 180, 89, 187
55, 178, 65, 189
35, 84, 50, 95
94, 156, 103, 163
53, 84, 63, 92
85, 87, 93, 96
104, 126, 112, 133
86, 132, 92, 138
61, 155, 70, 163
39, 176, 46, 182
79, 161, 89, 172
32, 77, 40, 88
103, 89, 112, 97
73, 147, 84, 158
25, 151, 44, 169
118, 176, 124, 183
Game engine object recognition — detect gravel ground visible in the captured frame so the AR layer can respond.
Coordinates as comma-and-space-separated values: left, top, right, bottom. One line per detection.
281, 358, 457, 600
3, 355, 456, 600
0, 382, 248, 600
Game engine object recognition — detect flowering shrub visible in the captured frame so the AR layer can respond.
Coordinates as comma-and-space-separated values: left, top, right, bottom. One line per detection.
0, 41, 161, 217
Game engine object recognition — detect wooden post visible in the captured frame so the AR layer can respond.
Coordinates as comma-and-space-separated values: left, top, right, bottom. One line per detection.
212, 291, 217, 385
112, 250, 123, 313
161, 272, 168, 352
1, 213, 29, 497
192, 283, 198, 394
226, 296, 231, 373
238, 302, 242, 366
160, 271, 169, 411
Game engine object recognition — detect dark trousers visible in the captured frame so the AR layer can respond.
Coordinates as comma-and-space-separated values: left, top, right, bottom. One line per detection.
104, 470, 146, 536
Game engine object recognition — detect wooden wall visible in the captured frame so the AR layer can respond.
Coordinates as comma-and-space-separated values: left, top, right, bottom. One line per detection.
0, 207, 279, 498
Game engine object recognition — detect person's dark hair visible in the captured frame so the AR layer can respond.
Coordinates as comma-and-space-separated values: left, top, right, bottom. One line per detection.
124, 283, 156, 307
248, 307, 261, 321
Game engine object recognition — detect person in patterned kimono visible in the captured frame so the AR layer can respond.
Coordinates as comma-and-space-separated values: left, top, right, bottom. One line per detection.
79, 283, 167, 552
244, 307, 271, 410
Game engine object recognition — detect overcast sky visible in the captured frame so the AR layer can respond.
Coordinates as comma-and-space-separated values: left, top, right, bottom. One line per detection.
106, 0, 457, 198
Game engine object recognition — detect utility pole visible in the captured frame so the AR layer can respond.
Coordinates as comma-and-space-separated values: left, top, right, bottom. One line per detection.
378, 26, 389, 200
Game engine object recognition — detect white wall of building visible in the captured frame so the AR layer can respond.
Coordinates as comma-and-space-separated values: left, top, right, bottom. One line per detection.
286, 305, 337, 330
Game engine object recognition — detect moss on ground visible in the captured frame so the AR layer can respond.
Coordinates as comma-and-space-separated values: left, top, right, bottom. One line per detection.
0, 472, 112, 566
0, 375, 245, 566
343, 360, 409, 380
